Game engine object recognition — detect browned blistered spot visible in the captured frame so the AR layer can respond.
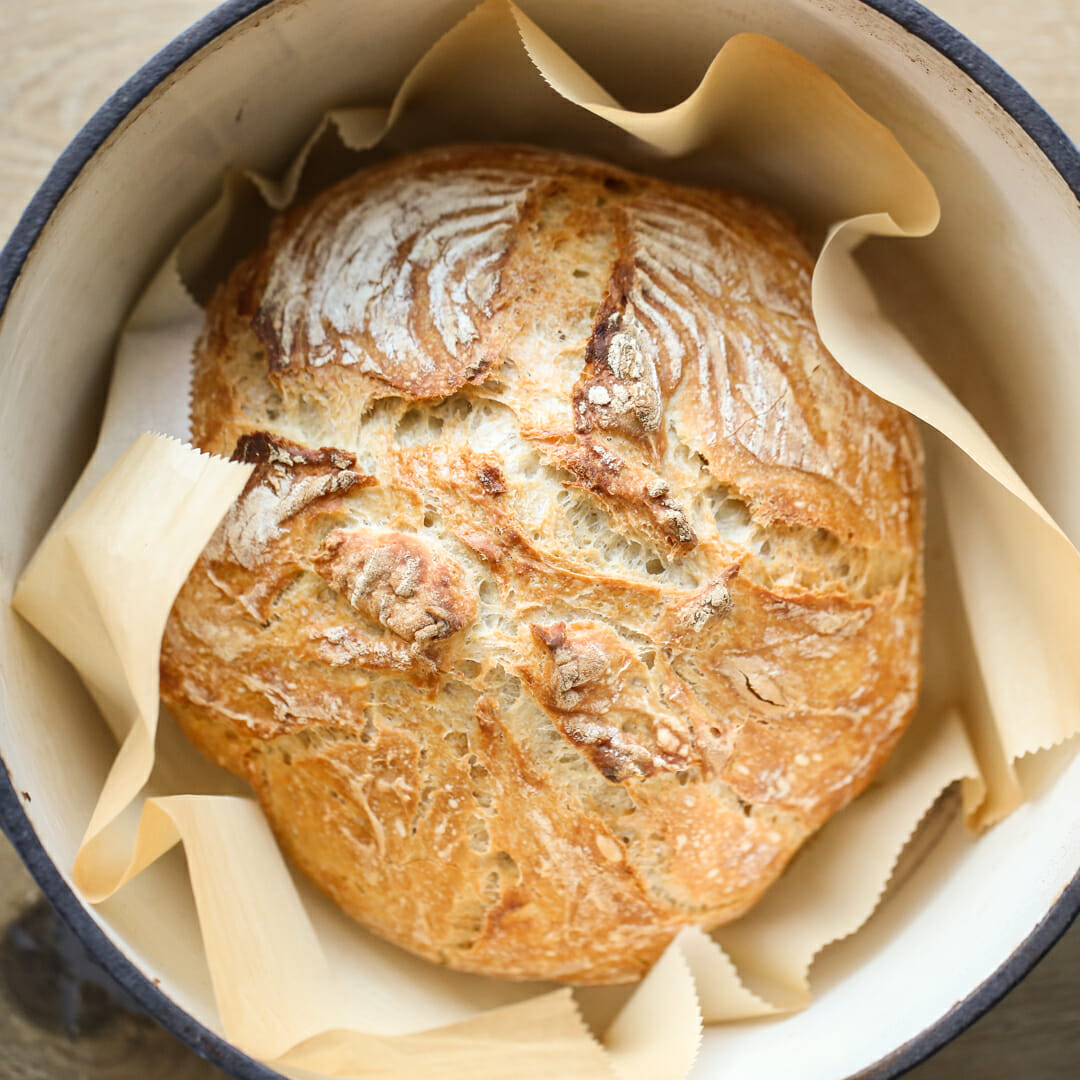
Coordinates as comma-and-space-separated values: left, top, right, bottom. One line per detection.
560, 716, 659, 784
198, 432, 376, 622
478, 463, 507, 495
455, 527, 509, 567
583, 247, 635, 374
531, 621, 567, 654
567, 207, 670, 454
537, 437, 696, 551
662, 565, 741, 638
572, 212, 667, 442
314, 529, 477, 653
524, 621, 693, 784
559, 438, 622, 488
528, 621, 613, 715
484, 887, 530, 936
464, 353, 497, 383
232, 430, 361, 475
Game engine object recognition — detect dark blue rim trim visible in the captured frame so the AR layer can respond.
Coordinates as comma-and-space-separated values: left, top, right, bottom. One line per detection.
0, 766, 281, 1079
0, 7, 283, 1077
0, 2, 1078, 1078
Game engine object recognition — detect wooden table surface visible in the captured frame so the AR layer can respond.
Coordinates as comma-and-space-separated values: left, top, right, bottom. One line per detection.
0, 1, 1078, 1077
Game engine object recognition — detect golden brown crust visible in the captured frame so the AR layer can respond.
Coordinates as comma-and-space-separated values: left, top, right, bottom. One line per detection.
161, 144, 924, 984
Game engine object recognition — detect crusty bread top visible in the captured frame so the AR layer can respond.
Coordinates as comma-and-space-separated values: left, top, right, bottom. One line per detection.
163, 144, 924, 984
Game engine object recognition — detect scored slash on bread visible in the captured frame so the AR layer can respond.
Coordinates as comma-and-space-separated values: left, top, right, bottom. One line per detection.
161, 144, 923, 984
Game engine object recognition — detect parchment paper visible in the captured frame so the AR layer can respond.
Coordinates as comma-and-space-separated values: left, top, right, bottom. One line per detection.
13, 2, 1080, 1077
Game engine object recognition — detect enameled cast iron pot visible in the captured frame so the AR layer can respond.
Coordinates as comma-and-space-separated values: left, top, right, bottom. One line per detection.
1, 1, 1079, 1077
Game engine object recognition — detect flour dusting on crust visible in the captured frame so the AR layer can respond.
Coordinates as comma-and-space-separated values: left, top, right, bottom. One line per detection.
163, 145, 924, 986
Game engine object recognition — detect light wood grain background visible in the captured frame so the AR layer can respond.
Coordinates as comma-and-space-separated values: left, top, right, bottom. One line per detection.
0, 1, 1077, 1077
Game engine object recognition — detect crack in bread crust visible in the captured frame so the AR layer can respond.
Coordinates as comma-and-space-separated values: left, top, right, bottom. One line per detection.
162, 144, 924, 985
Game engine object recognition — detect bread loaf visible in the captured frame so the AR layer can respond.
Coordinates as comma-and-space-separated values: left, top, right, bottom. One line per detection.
160, 144, 923, 985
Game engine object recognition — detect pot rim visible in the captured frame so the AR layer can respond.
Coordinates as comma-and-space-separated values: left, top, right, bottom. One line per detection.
1, 1, 1077, 1076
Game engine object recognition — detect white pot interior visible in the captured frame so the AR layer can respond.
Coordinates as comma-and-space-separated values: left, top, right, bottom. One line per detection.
1, 1, 1079, 1077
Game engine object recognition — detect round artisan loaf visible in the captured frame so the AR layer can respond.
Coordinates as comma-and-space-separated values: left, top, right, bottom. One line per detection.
161, 144, 923, 985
